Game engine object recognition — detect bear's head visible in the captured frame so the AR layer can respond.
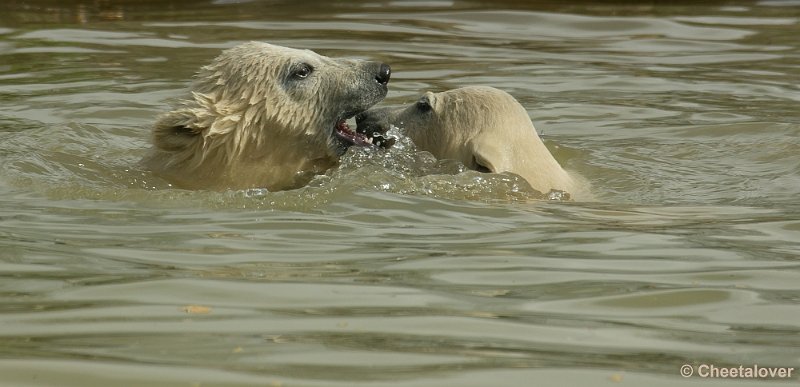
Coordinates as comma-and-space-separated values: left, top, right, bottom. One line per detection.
355, 86, 585, 199
150, 42, 390, 188
356, 86, 531, 174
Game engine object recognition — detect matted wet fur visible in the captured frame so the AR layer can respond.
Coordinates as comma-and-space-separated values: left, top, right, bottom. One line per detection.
141, 41, 390, 191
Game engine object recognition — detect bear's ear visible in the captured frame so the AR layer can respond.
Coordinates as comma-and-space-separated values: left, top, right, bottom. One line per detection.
468, 134, 509, 174
472, 152, 494, 173
152, 113, 203, 151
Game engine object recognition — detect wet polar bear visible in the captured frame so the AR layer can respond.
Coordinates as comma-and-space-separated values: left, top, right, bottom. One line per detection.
356, 86, 588, 200
141, 41, 391, 191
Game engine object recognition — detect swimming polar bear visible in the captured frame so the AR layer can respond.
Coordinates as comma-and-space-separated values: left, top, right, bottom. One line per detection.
141, 41, 392, 191
356, 86, 588, 199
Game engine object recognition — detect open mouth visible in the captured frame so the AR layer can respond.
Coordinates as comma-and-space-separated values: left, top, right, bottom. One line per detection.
334, 116, 394, 149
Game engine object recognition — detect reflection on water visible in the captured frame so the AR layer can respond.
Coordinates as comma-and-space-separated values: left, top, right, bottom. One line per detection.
1, 1, 799, 386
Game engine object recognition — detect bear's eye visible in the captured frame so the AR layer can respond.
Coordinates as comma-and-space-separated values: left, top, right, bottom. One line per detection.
416, 98, 432, 113
291, 63, 313, 79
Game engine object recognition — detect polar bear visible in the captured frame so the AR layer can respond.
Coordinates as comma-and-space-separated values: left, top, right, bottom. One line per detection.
355, 86, 587, 199
141, 41, 392, 191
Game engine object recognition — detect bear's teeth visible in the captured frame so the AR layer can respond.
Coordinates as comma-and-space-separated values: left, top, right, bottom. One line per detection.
336, 119, 352, 134
345, 117, 357, 131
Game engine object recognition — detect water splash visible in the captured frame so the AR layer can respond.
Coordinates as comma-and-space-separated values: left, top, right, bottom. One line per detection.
0, 119, 555, 211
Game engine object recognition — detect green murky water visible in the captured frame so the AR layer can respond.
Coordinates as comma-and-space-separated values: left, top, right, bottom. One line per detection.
1, 1, 799, 386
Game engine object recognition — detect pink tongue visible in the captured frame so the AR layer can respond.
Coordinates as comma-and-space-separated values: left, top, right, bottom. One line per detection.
337, 119, 371, 145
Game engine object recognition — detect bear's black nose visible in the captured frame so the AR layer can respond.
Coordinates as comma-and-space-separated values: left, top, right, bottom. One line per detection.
375, 63, 391, 85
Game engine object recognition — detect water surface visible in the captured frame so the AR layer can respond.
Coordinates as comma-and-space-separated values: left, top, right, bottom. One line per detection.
0, 1, 799, 386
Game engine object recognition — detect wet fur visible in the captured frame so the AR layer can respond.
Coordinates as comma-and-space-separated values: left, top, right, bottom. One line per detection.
141, 42, 387, 191
359, 86, 589, 199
